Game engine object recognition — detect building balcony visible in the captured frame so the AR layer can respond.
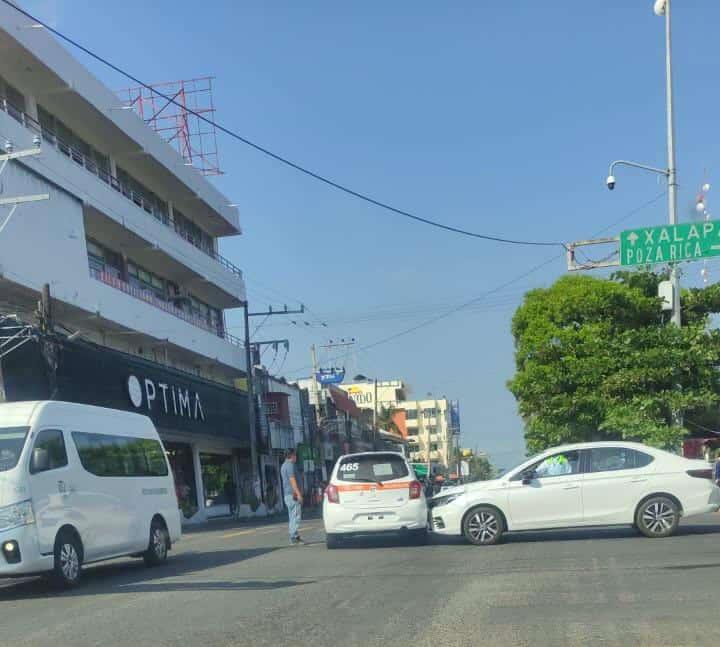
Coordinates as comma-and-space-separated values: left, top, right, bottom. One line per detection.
90, 267, 243, 347
269, 421, 294, 451
0, 98, 243, 279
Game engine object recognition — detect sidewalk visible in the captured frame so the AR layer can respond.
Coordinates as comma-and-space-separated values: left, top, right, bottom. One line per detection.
182, 507, 322, 536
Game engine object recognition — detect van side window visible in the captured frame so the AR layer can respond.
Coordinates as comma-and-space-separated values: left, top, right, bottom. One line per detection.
30, 430, 68, 474
71, 432, 168, 477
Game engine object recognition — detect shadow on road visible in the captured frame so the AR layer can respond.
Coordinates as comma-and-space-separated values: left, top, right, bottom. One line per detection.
0, 546, 282, 600
495, 521, 720, 545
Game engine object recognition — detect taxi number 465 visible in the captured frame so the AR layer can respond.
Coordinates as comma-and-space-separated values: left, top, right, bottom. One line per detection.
339, 463, 359, 472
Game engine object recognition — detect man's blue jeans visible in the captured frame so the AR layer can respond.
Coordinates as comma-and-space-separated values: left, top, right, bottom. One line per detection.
285, 494, 302, 541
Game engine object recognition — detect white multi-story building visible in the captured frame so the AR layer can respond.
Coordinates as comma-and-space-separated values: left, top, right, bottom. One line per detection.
0, 5, 253, 523
340, 379, 407, 413
399, 398, 458, 470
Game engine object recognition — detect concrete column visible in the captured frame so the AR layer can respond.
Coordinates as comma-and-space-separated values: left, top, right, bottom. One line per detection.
23, 93, 38, 122
192, 444, 206, 520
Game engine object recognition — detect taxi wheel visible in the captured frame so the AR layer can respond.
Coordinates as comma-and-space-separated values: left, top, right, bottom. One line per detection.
463, 506, 504, 546
326, 533, 341, 549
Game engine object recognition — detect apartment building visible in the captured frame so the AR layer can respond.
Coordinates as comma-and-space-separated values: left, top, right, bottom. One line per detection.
0, 5, 251, 523
400, 398, 459, 471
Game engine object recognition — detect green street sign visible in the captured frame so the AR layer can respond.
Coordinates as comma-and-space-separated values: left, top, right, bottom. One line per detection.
620, 221, 720, 267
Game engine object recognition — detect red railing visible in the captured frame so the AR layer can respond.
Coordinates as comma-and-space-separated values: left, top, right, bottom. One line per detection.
90, 268, 242, 347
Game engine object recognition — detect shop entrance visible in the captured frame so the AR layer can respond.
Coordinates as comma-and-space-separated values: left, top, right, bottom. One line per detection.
165, 441, 198, 520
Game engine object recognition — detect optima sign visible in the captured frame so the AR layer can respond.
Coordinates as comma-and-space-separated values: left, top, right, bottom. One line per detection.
127, 375, 205, 421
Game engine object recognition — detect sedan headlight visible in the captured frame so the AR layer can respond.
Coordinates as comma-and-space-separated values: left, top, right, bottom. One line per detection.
431, 494, 460, 508
0, 500, 35, 532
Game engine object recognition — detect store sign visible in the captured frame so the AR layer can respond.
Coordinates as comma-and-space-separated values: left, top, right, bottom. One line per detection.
449, 400, 461, 435
346, 387, 373, 406
316, 368, 345, 385
0, 337, 249, 442
127, 374, 205, 421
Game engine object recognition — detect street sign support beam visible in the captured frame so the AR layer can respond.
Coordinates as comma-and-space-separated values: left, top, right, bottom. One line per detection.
566, 237, 620, 271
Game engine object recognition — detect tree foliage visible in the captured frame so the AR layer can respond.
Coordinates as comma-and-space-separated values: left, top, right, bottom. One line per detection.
508, 272, 720, 454
464, 454, 497, 482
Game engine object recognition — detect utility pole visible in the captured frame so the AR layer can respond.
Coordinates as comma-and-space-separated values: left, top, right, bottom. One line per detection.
311, 344, 321, 424
244, 302, 304, 501
373, 378, 378, 449
242, 301, 259, 499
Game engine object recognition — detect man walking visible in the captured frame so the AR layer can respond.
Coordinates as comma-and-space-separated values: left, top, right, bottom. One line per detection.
281, 448, 304, 545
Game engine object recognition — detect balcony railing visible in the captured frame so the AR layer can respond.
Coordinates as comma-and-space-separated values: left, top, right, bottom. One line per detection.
269, 421, 294, 450
90, 268, 243, 347
0, 97, 243, 279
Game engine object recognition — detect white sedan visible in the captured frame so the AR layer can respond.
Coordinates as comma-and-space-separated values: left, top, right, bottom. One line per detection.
430, 441, 720, 545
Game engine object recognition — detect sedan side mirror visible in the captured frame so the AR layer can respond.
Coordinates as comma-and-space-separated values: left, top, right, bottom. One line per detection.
521, 469, 536, 485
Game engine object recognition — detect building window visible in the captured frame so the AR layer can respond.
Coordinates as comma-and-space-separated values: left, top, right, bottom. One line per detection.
405, 409, 418, 420
37, 104, 110, 173
423, 408, 436, 419
264, 402, 279, 416
0, 75, 26, 123
407, 428, 419, 437
430, 443, 439, 452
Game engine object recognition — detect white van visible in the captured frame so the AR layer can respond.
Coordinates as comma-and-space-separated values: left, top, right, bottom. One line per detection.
0, 401, 181, 587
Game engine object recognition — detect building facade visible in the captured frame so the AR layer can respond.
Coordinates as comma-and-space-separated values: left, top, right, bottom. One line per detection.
0, 6, 252, 523
398, 398, 459, 471
339, 379, 407, 413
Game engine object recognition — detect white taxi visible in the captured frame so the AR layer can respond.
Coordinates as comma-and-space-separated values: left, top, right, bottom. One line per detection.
323, 452, 428, 548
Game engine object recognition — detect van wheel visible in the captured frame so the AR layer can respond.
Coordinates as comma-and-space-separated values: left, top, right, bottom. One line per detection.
143, 519, 169, 566
52, 531, 83, 588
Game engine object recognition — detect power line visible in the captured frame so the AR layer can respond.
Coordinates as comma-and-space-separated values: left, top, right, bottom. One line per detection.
283, 191, 667, 377
2, 0, 563, 249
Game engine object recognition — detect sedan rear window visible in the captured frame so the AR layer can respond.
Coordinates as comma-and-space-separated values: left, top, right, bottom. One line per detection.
337, 454, 409, 482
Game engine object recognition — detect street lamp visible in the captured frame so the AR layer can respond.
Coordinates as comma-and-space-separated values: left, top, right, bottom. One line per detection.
606, 0, 680, 326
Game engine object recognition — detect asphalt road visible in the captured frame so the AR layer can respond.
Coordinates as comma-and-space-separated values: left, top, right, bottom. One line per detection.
3, 513, 720, 647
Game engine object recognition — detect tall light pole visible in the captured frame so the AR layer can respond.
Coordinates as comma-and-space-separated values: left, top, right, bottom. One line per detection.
606, 0, 681, 326
656, 0, 681, 326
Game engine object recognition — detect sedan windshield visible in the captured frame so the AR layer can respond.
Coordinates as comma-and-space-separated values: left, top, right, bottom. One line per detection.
0, 426, 29, 472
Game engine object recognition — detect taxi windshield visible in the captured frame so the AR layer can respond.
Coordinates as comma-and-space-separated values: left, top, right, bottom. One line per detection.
337, 454, 409, 482
0, 426, 29, 472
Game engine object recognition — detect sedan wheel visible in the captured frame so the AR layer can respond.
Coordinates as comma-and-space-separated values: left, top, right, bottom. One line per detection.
635, 497, 680, 538
463, 506, 504, 546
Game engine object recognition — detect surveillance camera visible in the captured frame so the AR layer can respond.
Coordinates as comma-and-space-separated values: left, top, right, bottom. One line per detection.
3, 141, 13, 154
606, 175, 616, 191
32, 135, 41, 148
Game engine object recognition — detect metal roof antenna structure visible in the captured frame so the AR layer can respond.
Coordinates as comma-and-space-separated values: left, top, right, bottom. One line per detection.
118, 77, 223, 176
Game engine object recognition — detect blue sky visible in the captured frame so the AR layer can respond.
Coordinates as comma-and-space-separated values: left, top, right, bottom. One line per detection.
23, 0, 720, 468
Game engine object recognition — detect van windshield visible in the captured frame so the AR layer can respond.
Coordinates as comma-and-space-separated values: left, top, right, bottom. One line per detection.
0, 426, 29, 472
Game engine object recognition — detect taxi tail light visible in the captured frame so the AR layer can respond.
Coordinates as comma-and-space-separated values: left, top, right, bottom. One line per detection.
326, 484, 340, 504
409, 480, 422, 500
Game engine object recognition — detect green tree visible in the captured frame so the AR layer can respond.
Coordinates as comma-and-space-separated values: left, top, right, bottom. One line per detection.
508, 272, 720, 454
464, 454, 496, 481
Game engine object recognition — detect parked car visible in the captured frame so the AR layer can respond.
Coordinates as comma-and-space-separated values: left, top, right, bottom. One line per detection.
323, 451, 428, 548
429, 441, 720, 546
0, 401, 181, 587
